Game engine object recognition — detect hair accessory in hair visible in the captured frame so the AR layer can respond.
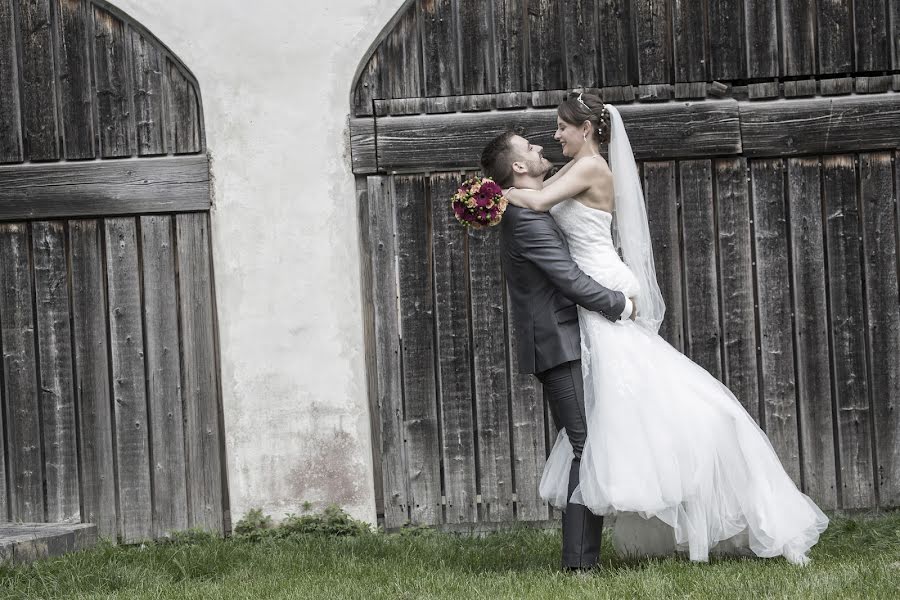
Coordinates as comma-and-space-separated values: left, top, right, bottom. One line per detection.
575, 92, 590, 111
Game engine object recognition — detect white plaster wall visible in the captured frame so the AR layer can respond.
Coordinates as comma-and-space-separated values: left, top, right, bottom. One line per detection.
110, 0, 409, 524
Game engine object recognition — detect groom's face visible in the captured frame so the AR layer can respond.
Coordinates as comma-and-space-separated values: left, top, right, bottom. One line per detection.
510, 135, 551, 178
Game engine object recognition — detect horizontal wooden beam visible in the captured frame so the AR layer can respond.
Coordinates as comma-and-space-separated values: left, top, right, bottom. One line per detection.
740, 94, 900, 157
0, 156, 210, 220
351, 93, 900, 173
351, 100, 742, 173
349, 118, 377, 175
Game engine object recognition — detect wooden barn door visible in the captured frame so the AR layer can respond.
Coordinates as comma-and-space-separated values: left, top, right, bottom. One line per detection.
0, 0, 226, 542
352, 0, 900, 529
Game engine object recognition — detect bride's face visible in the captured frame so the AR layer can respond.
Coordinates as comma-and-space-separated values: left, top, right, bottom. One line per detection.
554, 116, 588, 158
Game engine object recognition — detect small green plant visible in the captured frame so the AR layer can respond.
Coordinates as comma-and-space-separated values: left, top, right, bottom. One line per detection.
278, 505, 372, 538
233, 505, 371, 541
233, 508, 274, 541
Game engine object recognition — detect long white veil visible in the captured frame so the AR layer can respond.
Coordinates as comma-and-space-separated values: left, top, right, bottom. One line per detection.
606, 104, 665, 333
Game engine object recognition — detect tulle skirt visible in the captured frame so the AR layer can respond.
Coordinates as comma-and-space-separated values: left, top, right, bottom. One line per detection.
539, 312, 829, 565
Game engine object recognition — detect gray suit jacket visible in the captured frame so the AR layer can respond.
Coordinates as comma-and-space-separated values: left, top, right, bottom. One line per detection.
500, 205, 626, 374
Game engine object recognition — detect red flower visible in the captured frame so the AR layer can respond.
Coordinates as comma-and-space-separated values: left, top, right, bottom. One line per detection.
481, 181, 501, 197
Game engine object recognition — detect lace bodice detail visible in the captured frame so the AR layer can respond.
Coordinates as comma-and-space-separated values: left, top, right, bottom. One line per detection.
550, 199, 641, 297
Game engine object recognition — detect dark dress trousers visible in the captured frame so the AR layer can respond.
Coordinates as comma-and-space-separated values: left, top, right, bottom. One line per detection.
500, 205, 626, 569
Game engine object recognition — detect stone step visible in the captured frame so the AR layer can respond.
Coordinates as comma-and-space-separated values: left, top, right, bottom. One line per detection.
0, 523, 98, 565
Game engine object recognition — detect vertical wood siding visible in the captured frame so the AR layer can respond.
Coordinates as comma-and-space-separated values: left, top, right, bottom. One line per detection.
364, 152, 900, 524
0, 1, 224, 541
356, 1, 900, 526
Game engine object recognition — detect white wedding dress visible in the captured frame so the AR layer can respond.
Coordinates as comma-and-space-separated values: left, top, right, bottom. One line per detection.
539, 198, 829, 565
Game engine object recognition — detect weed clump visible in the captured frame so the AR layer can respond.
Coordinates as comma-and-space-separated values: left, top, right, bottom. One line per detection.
233, 505, 371, 541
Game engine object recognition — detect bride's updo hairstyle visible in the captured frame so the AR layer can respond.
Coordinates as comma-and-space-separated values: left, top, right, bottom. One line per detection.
557, 91, 611, 145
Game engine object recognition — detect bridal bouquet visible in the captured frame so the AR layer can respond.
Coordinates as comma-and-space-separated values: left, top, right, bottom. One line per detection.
450, 176, 508, 228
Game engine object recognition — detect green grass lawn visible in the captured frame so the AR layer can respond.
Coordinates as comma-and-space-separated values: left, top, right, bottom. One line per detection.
2, 512, 898, 599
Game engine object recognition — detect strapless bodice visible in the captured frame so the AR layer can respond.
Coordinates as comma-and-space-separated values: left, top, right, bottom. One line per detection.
550, 199, 641, 297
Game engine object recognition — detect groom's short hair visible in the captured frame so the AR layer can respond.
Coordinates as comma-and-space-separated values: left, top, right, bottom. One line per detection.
480, 131, 518, 187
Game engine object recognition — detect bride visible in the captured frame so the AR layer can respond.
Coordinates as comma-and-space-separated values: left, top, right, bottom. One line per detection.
502, 91, 828, 565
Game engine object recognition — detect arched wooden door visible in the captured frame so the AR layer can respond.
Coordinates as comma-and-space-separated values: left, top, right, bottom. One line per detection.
0, 0, 225, 542
351, 0, 900, 529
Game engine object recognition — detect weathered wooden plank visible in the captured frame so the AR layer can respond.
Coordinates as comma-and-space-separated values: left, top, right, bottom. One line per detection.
748, 82, 780, 99
751, 159, 801, 485
643, 161, 683, 351
859, 152, 900, 507
165, 60, 201, 154
417, 92, 530, 114
0, 223, 44, 521
674, 82, 707, 99
69, 219, 116, 538
468, 221, 514, 522
598, 0, 636, 86
528, 0, 563, 90
635, 0, 673, 84
740, 95, 900, 158
506, 288, 547, 522
131, 32, 166, 156
349, 117, 376, 174
56, 0, 94, 159
356, 178, 383, 517
0, 155, 211, 219
420, 0, 459, 97
715, 157, 759, 421
430, 173, 477, 525
780, 0, 816, 75
894, 0, 900, 69
680, 160, 721, 379
855, 75, 893, 94
0, 0, 23, 163
352, 52, 379, 117
817, 0, 853, 74
786, 158, 838, 509
0, 377, 5, 521
745, 0, 779, 77
32, 221, 80, 522
92, 8, 132, 158
708, 0, 744, 80
105, 217, 152, 541
784, 79, 817, 97
141, 216, 188, 536
175, 212, 224, 534
530, 89, 567, 109
492, 0, 525, 92
394, 175, 441, 525
381, 6, 422, 99
820, 76, 854, 96
673, 0, 707, 83
854, 0, 890, 71
18, 0, 59, 160
823, 155, 876, 509
371, 101, 742, 172
459, 0, 494, 95
367, 176, 407, 528
638, 83, 673, 102
375, 98, 426, 117
561, 0, 599, 88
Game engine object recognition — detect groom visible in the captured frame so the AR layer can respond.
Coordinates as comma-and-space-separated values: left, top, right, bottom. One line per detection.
481, 132, 634, 571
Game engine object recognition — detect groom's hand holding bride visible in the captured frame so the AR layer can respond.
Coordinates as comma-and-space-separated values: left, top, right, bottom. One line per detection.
629, 297, 638, 321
